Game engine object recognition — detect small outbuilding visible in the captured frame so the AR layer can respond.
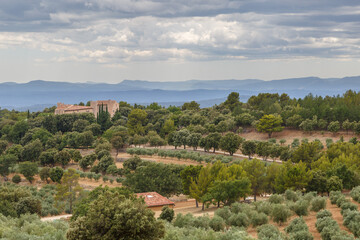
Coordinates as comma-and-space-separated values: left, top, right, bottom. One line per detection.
136, 192, 175, 211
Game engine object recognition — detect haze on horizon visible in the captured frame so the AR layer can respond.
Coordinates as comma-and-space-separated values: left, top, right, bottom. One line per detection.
1, 0, 360, 83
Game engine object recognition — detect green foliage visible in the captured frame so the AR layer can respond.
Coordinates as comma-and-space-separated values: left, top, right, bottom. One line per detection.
39, 167, 51, 183
127, 109, 148, 136
268, 194, 284, 204
293, 199, 310, 216
257, 224, 286, 240
67, 191, 165, 240
50, 167, 64, 183
219, 132, 243, 156
0, 214, 68, 240
55, 169, 82, 213
271, 204, 291, 225
310, 197, 326, 212
55, 149, 71, 167
19, 161, 38, 183
256, 114, 284, 138
159, 206, 175, 222
227, 212, 250, 228
317, 210, 332, 219
350, 186, 360, 203
16, 196, 42, 216
124, 162, 184, 197
12, 174, 21, 184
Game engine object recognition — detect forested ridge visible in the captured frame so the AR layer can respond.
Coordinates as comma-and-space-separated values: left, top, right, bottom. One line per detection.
1, 90, 360, 239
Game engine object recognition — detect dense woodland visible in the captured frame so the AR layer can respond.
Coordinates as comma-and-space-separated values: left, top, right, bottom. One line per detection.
1, 90, 360, 239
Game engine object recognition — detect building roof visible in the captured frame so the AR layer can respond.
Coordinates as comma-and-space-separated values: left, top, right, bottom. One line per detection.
136, 192, 175, 207
63, 105, 93, 111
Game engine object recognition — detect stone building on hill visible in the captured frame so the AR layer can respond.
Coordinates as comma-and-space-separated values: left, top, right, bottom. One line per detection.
55, 100, 119, 118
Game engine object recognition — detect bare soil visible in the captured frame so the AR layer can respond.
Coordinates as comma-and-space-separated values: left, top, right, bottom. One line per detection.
239, 128, 357, 147
116, 152, 204, 167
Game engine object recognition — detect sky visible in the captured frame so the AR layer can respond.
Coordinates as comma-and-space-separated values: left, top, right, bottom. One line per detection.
1, 0, 360, 83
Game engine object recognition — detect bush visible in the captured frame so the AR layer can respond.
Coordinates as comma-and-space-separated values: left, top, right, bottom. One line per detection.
214, 206, 232, 221
285, 217, 308, 234
340, 202, 358, 215
336, 195, 348, 207
255, 201, 273, 216
329, 191, 342, 204
293, 199, 309, 216
310, 197, 326, 212
12, 175, 21, 184
193, 215, 210, 229
289, 230, 314, 240
285, 189, 299, 202
227, 212, 250, 227
315, 217, 338, 233
343, 210, 360, 237
159, 206, 174, 222
303, 192, 317, 202
209, 215, 226, 231
250, 211, 268, 227
173, 213, 195, 228
269, 194, 284, 204
271, 204, 291, 225
317, 210, 332, 219
257, 224, 285, 240
350, 186, 360, 203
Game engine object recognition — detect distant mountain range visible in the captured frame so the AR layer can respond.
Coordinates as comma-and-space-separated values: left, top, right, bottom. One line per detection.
1, 76, 360, 111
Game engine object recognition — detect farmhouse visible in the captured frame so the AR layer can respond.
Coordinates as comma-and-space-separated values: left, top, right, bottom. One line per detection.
55, 100, 119, 118
136, 192, 175, 211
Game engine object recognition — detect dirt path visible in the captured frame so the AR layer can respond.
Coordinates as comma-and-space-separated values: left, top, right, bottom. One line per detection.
325, 199, 352, 234
116, 152, 204, 166
303, 210, 321, 239
41, 214, 72, 222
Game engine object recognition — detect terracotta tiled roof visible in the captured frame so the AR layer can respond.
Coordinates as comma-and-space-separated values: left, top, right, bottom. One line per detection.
64, 105, 93, 111
136, 192, 175, 207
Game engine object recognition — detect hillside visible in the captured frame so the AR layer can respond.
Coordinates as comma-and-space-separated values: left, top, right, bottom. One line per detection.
1, 76, 360, 111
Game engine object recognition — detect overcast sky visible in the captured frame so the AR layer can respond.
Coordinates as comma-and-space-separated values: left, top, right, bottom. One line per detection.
1, 0, 360, 83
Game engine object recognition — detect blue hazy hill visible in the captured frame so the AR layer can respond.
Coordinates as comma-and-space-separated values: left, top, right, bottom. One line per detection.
1, 76, 360, 111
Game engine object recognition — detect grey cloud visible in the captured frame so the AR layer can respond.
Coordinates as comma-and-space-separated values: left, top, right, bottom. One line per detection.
1, 0, 360, 62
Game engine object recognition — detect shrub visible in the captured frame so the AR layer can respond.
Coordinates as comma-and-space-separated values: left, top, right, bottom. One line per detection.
317, 210, 332, 219
173, 213, 195, 228
340, 202, 358, 215
321, 226, 340, 240
315, 217, 338, 233
12, 175, 21, 184
227, 212, 250, 228
159, 206, 174, 222
343, 210, 360, 237
293, 199, 309, 216
285, 217, 308, 234
257, 224, 285, 240
336, 195, 348, 207
93, 174, 101, 181
269, 194, 284, 204
230, 202, 252, 215
350, 186, 360, 203
329, 191, 342, 204
214, 206, 232, 221
285, 189, 299, 202
209, 215, 226, 231
193, 215, 210, 229
289, 230, 314, 240
271, 204, 291, 225
310, 197, 326, 212
255, 201, 273, 216
250, 211, 268, 227
102, 176, 109, 182
303, 192, 317, 202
